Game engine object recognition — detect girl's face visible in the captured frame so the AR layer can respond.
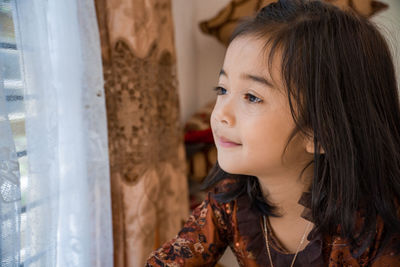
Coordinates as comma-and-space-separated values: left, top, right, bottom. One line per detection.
210, 36, 313, 178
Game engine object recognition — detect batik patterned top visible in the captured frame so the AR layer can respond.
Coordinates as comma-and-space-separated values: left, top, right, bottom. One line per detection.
145, 178, 400, 266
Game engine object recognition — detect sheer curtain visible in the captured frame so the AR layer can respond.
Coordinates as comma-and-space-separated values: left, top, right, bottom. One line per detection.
0, 0, 113, 266
0, 44, 21, 266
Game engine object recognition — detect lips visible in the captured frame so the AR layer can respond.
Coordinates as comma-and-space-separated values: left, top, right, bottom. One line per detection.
217, 135, 242, 147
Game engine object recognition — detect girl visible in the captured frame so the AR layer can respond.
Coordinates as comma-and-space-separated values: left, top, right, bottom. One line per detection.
146, 0, 400, 266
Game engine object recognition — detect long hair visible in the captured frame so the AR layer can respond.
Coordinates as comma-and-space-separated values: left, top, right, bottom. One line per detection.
201, 0, 400, 256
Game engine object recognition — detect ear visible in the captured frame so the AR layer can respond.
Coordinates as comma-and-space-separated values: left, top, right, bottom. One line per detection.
304, 133, 325, 154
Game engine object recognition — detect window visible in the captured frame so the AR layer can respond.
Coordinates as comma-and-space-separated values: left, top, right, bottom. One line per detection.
1, 1, 113, 266
1, 0, 28, 264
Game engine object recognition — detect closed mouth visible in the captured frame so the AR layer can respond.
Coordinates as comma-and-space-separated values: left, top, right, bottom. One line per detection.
218, 136, 241, 145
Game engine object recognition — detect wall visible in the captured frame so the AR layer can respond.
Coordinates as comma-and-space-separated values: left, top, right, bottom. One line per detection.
372, 0, 400, 90
172, 0, 230, 124
171, 0, 196, 124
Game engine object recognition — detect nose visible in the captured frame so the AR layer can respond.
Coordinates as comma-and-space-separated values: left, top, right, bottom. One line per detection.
212, 97, 236, 127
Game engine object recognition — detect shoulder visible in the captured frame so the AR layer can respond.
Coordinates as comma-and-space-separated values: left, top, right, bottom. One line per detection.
370, 205, 400, 265
369, 225, 400, 266
172, 177, 239, 239
145, 179, 239, 266
326, 205, 400, 266
371, 200, 400, 258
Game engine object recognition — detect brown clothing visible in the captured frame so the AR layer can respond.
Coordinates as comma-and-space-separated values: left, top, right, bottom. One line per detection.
145, 179, 400, 266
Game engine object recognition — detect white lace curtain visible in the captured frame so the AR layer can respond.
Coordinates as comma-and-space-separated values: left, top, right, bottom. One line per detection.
0, 0, 113, 266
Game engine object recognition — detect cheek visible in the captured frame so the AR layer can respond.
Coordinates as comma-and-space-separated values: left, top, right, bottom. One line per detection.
210, 113, 217, 135
243, 117, 292, 159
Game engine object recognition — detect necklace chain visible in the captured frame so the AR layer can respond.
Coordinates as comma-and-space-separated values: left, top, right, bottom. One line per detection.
262, 215, 311, 267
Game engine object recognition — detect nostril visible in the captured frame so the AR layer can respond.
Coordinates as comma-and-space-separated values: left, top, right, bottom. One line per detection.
212, 104, 235, 127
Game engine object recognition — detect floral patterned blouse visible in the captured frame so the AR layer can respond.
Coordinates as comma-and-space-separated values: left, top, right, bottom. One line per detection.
145, 178, 400, 266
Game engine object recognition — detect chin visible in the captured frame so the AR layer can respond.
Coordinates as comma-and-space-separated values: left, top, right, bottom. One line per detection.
218, 157, 244, 175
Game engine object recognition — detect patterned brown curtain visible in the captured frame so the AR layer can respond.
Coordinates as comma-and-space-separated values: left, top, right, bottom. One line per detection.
94, 0, 189, 266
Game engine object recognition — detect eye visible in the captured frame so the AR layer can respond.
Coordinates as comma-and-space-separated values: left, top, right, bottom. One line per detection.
244, 93, 263, 104
213, 86, 227, 95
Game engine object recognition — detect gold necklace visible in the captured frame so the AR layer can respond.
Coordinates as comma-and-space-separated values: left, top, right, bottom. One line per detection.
262, 215, 312, 267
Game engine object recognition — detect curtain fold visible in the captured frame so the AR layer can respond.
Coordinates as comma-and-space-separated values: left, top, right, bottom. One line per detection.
95, 0, 189, 266
4, 0, 114, 266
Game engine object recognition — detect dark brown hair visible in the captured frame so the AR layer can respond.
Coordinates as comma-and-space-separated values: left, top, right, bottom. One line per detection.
202, 0, 400, 257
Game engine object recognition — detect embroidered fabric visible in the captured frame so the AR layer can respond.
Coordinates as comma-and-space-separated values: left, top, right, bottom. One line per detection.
235, 190, 325, 266
146, 177, 400, 266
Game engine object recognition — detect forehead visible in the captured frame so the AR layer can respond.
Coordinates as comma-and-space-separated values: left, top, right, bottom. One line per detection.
222, 36, 282, 85
225, 37, 266, 71
220, 36, 283, 91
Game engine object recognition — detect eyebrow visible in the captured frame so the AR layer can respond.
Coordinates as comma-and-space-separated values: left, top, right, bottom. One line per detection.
219, 69, 274, 88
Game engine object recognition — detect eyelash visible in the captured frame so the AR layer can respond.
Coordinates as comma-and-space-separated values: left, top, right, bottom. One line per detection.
212, 86, 263, 104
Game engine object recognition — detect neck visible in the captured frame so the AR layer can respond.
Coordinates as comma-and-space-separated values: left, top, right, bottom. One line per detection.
257, 164, 313, 219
